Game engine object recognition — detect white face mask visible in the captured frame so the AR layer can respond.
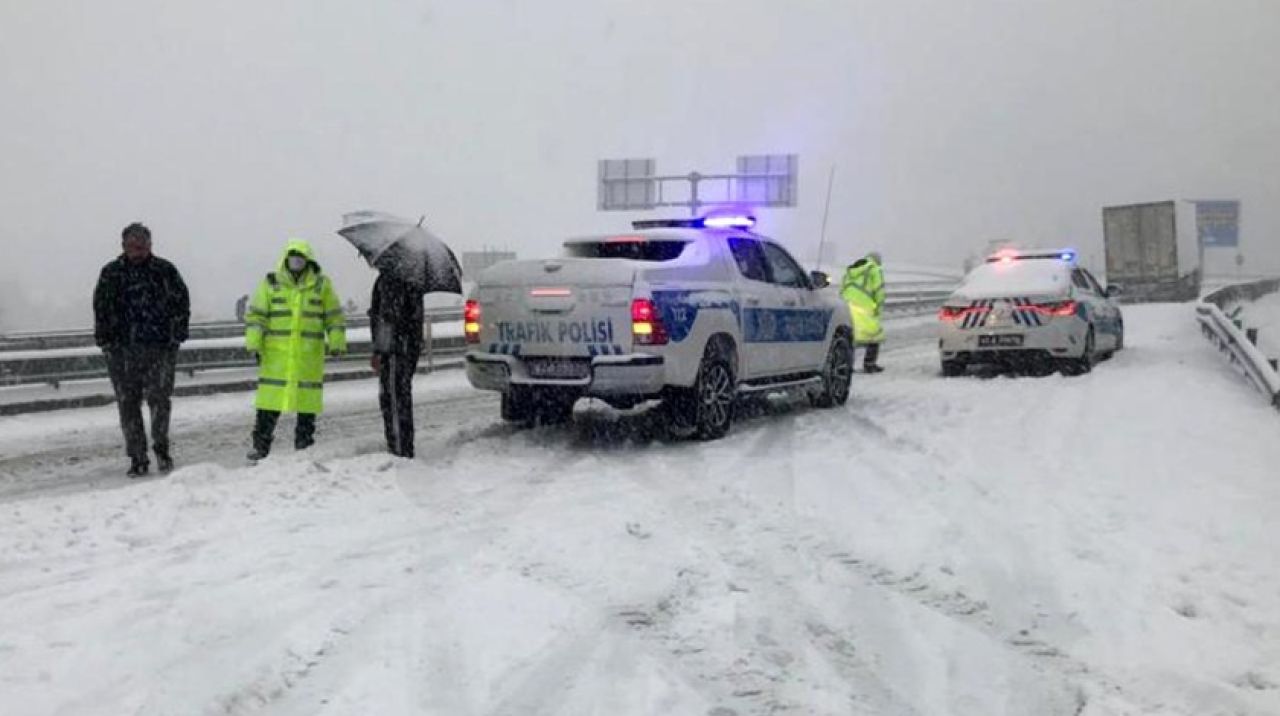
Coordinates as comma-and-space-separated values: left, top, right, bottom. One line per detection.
287, 255, 308, 273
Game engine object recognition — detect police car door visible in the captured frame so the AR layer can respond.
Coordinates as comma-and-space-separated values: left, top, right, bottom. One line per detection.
1071, 268, 1107, 344
1080, 268, 1121, 350
761, 241, 830, 372
726, 236, 785, 377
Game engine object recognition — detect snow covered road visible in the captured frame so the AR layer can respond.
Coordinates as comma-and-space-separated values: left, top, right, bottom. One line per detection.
1, 305, 1278, 715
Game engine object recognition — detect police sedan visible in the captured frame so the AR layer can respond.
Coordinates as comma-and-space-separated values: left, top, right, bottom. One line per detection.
937, 249, 1124, 376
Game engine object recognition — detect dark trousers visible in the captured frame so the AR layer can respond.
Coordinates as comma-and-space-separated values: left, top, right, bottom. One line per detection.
379, 352, 419, 458
106, 346, 177, 463
252, 410, 316, 454
863, 343, 881, 368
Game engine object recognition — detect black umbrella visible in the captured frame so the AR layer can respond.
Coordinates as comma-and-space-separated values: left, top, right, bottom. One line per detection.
337, 211, 464, 294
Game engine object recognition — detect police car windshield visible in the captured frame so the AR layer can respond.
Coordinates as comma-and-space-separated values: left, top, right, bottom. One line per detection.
565, 239, 688, 261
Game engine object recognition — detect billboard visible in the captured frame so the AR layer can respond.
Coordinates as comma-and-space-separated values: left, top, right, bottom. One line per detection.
1194, 200, 1240, 248
597, 158, 656, 211
735, 154, 798, 207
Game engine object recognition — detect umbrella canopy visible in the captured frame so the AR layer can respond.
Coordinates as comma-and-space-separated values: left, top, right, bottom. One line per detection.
337, 212, 464, 294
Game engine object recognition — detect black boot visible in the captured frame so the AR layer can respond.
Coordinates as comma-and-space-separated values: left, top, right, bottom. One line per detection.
248, 410, 280, 461
127, 457, 150, 478
155, 449, 174, 474
295, 413, 316, 451
863, 344, 884, 373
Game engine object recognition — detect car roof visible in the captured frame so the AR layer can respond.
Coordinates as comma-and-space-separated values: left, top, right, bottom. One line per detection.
955, 257, 1073, 299
565, 228, 771, 244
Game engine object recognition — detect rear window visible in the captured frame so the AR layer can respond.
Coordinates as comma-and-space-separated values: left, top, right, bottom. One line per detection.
565, 239, 687, 261
960, 259, 1071, 295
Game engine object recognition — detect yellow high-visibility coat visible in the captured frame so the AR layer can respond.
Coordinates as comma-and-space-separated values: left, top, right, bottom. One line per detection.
841, 256, 885, 345
244, 239, 347, 414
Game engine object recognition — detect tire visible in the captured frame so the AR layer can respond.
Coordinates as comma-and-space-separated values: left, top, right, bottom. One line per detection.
1059, 326, 1095, 376
500, 387, 534, 424
811, 332, 853, 408
535, 392, 576, 425
664, 347, 737, 440
1114, 320, 1124, 352
941, 359, 967, 377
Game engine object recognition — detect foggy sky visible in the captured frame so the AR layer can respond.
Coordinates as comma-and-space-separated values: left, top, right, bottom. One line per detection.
2, 0, 1278, 331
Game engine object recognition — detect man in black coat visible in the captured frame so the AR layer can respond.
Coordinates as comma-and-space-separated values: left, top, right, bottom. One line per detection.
368, 262, 426, 459
93, 222, 190, 476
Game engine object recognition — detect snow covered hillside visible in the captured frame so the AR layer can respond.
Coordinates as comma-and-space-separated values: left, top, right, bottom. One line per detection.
1, 305, 1277, 715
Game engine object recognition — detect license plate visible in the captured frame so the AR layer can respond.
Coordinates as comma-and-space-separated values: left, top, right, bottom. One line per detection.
525, 359, 590, 379
978, 334, 1024, 347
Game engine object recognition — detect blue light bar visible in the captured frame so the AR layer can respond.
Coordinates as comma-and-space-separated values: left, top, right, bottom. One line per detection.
631, 215, 758, 231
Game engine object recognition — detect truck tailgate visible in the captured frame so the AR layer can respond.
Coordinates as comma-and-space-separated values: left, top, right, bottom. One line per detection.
475, 259, 636, 360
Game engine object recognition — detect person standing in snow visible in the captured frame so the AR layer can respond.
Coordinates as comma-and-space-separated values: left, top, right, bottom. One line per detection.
367, 246, 429, 459
244, 239, 347, 461
841, 251, 886, 373
93, 222, 191, 477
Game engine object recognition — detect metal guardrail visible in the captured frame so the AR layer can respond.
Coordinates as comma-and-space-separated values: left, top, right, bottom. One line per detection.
0, 314, 380, 353
0, 310, 464, 389
1, 285, 954, 392
1196, 278, 1280, 409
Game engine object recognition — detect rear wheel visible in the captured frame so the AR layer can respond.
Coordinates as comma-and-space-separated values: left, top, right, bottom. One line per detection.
810, 332, 853, 407
664, 347, 737, 440
1059, 326, 1095, 376
941, 359, 967, 377
500, 387, 534, 424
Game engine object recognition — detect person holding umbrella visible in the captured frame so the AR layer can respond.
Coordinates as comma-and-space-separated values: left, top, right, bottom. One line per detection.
338, 213, 463, 459
244, 239, 347, 461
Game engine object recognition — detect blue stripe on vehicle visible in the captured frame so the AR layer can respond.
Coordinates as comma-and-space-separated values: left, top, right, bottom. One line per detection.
742, 307, 834, 343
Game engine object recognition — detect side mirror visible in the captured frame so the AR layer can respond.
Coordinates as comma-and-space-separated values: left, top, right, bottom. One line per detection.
1105, 284, 1123, 298
809, 270, 831, 289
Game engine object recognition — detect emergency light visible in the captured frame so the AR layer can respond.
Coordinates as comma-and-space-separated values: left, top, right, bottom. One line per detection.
701, 215, 757, 229
631, 214, 758, 231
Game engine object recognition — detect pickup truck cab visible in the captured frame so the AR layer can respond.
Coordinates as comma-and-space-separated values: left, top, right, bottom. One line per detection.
464, 215, 854, 439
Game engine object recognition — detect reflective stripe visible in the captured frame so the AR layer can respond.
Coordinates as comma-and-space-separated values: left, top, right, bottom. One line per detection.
264, 329, 327, 340
245, 321, 266, 330
308, 298, 323, 306
267, 310, 293, 318
325, 309, 344, 317
270, 297, 288, 305
247, 308, 268, 318
258, 378, 288, 387
302, 311, 326, 319
297, 381, 324, 390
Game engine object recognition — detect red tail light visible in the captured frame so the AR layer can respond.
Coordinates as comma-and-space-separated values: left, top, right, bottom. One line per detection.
631, 298, 668, 345
464, 300, 481, 344
1033, 299, 1077, 317
938, 306, 966, 321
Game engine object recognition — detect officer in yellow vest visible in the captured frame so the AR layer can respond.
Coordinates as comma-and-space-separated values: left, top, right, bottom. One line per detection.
841, 251, 885, 373
244, 239, 347, 460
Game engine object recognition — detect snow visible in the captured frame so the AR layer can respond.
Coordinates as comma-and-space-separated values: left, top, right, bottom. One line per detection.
1, 306, 1278, 715
951, 259, 1072, 301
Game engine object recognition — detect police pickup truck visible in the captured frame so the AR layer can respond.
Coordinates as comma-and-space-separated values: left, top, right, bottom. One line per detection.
464, 215, 854, 439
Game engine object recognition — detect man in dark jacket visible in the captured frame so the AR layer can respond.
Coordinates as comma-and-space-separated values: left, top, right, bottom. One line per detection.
368, 253, 426, 458
93, 222, 190, 476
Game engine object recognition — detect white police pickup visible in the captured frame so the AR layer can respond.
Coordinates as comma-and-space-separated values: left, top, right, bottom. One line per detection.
464, 215, 855, 439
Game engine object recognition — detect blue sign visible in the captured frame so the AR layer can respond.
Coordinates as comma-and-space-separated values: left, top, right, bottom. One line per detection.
1195, 200, 1240, 248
